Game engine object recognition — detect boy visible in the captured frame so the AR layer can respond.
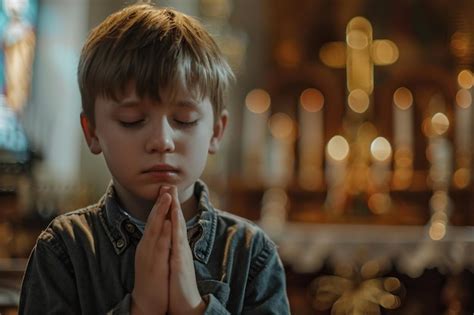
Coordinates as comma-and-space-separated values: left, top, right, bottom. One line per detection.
19, 3, 290, 314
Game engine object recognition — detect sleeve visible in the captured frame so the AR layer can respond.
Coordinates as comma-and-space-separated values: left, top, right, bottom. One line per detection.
106, 293, 132, 315
242, 234, 291, 315
201, 293, 231, 314
19, 231, 81, 314
20, 230, 133, 315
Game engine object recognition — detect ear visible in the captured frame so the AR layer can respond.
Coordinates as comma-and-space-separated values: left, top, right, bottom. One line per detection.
80, 113, 102, 155
209, 110, 228, 154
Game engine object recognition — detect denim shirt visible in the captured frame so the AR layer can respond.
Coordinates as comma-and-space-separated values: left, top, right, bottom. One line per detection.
19, 180, 290, 314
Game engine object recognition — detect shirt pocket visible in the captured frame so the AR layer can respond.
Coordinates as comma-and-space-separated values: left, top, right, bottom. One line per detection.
197, 279, 230, 306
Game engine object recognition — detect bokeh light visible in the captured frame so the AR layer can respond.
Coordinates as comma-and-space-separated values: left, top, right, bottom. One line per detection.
455, 89, 472, 109
300, 88, 324, 112
370, 137, 392, 162
245, 89, 271, 114
327, 135, 350, 161
347, 30, 369, 49
429, 222, 446, 240
457, 70, 473, 89
431, 113, 450, 136
348, 89, 370, 113
393, 87, 413, 110
319, 42, 346, 68
268, 113, 295, 140
371, 40, 399, 65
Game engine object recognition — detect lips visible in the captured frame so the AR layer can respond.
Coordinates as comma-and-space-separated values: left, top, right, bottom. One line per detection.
144, 164, 179, 173
142, 164, 179, 181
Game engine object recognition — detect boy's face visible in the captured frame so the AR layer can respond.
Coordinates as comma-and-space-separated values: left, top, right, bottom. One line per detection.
81, 81, 227, 206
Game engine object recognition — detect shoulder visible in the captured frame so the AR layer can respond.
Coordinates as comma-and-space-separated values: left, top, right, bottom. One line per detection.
37, 202, 104, 252
213, 209, 277, 257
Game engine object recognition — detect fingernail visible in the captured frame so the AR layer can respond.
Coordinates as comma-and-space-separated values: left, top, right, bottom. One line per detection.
160, 185, 170, 195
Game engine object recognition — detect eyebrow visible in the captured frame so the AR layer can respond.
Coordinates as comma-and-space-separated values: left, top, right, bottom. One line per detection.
175, 99, 200, 109
113, 99, 141, 107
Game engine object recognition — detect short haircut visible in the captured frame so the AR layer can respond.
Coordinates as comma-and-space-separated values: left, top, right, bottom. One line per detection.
78, 3, 234, 124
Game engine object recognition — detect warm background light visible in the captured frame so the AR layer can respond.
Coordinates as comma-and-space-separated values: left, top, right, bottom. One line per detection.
348, 89, 370, 113
429, 222, 446, 240
431, 113, 450, 136
245, 89, 271, 114
276, 39, 301, 68
457, 70, 473, 89
300, 88, 324, 112
368, 193, 391, 214
453, 168, 470, 188
430, 191, 449, 212
393, 87, 413, 110
268, 113, 295, 140
371, 40, 399, 65
370, 137, 392, 161
456, 89, 472, 109
451, 32, 470, 58
319, 42, 346, 68
347, 30, 369, 49
327, 135, 350, 161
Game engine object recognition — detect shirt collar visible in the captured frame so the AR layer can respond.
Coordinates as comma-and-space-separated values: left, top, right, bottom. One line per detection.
99, 180, 218, 263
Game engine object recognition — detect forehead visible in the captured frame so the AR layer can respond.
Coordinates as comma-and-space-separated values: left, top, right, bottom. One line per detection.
110, 78, 206, 105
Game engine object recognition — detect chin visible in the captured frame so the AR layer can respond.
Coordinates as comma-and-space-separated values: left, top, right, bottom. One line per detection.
135, 185, 162, 201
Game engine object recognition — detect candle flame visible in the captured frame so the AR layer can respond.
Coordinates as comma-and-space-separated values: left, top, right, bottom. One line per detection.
327, 135, 350, 161
370, 137, 392, 161
245, 89, 271, 114
300, 88, 324, 112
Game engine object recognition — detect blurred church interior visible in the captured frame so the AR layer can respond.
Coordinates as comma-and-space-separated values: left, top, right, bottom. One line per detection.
0, 0, 474, 314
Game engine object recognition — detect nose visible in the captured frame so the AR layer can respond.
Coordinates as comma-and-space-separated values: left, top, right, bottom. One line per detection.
145, 117, 175, 153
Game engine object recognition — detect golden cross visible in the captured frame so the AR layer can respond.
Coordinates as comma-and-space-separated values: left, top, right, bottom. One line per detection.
319, 17, 399, 95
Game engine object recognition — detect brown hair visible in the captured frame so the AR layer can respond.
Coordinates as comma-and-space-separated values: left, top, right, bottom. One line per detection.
78, 3, 234, 124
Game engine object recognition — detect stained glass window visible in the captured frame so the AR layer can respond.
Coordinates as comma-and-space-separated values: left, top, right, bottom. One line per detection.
0, 0, 37, 162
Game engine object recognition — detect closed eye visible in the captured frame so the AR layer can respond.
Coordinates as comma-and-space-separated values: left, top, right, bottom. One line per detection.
174, 119, 198, 128
119, 120, 145, 128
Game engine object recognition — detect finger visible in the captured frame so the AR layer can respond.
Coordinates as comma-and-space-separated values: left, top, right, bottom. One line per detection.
161, 186, 173, 220
144, 185, 167, 227
170, 187, 188, 253
143, 192, 171, 246
173, 186, 188, 236
155, 219, 172, 261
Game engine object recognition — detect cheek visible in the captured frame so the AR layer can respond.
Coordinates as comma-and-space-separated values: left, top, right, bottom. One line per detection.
181, 132, 211, 162
99, 131, 140, 166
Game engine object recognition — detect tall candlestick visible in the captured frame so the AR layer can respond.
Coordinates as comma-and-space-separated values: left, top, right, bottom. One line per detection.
393, 87, 414, 150
453, 70, 473, 188
429, 113, 452, 191
369, 137, 392, 214
392, 87, 414, 190
325, 135, 349, 215
298, 88, 324, 190
241, 89, 270, 185
266, 113, 295, 187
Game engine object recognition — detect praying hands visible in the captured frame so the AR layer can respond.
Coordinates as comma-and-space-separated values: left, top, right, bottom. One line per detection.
131, 186, 206, 315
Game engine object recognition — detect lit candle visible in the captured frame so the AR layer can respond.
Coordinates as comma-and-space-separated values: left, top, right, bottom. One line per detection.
393, 87, 414, 151
241, 89, 271, 184
266, 113, 295, 187
428, 113, 453, 190
298, 88, 324, 190
455, 71, 473, 155
392, 87, 414, 189
325, 135, 350, 214
368, 137, 392, 214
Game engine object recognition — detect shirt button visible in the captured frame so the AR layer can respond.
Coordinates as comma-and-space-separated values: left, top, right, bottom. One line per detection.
116, 239, 125, 248
125, 223, 136, 233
